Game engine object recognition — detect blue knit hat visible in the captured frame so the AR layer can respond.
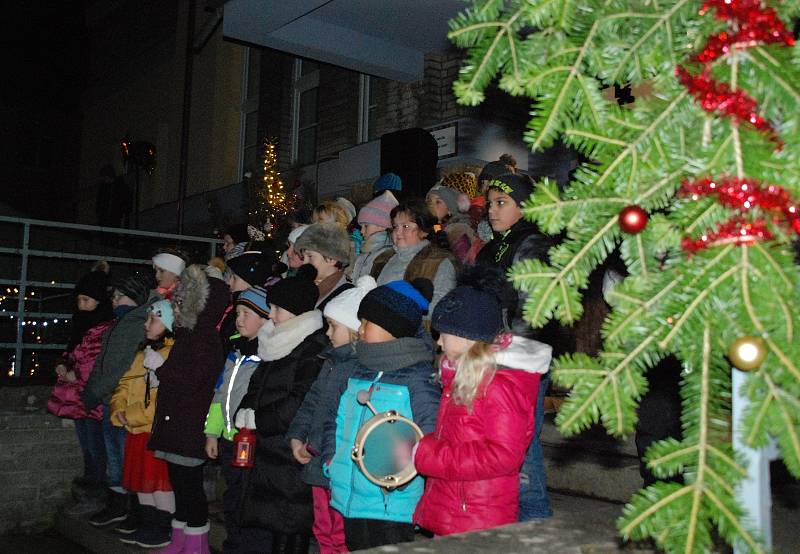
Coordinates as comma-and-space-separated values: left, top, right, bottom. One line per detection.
373, 172, 402, 195
149, 299, 175, 332
236, 286, 270, 319
357, 279, 432, 338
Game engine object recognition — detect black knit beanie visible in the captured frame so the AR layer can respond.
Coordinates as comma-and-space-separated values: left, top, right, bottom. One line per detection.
267, 264, 319, 315
228, 251, 284, 287
114, 272, 155, 306
75, 267, 110, 302
485, 172, 535, 207
357, 278, 433, 338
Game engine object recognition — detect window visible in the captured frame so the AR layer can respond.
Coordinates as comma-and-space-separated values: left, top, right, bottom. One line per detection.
291, 59, 320, 166
358, 74, 379, 143
239, 48, 260, 179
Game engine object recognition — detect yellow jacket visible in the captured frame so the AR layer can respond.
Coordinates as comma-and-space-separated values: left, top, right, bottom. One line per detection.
109, 339, 174, 434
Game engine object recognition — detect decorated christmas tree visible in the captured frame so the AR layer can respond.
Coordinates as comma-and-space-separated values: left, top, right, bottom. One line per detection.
450, 0, 799, 552
249, 137, 294, 238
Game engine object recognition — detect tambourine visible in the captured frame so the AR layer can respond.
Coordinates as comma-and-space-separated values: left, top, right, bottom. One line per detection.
350, 390, 424, 490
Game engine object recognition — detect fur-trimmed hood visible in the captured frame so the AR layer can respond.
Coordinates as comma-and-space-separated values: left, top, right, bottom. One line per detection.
173, 264, 229, 332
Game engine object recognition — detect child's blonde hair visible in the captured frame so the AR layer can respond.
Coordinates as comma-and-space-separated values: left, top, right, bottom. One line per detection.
312, 201, 350, 229
449, 341, 496, 410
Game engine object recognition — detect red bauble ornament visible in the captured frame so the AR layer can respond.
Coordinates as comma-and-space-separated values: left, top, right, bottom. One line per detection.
618, 205, 648, 234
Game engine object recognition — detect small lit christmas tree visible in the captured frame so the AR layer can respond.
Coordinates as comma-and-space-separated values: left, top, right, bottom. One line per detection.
249, 137, 293, 237
450, 0, 800, 552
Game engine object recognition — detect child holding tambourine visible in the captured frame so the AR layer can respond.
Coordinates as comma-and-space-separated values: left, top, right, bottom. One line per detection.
412, 268, 552, 536
321, 278, 440, 551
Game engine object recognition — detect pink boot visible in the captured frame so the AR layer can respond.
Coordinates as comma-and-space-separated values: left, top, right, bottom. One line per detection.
182, 522, 210, 554
153, 519, 186, 553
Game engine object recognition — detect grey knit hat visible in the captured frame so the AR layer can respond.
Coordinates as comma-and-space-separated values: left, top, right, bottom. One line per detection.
293, 222, 351, 265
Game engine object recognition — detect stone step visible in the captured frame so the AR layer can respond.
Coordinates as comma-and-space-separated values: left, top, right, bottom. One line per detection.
540, 414, 643, 503
54, 508, 228, 554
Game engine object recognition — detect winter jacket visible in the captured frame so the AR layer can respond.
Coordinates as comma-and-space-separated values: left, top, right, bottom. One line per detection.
413, 335, 552, 536
148, 266, 228, 460
475, 220, 567, 353
286, 342, 360, 487
238, 310, 329, 534
373, 239, 457, 317
323, 337, 440, 523
351, 230, 393, 282
48, 319, 114, 420
204, 337, 261, 441
83, 293, 161, 408
108, 339, 175, 434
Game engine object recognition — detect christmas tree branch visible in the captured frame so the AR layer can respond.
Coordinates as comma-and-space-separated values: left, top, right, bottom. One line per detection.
603, 0, 692, 83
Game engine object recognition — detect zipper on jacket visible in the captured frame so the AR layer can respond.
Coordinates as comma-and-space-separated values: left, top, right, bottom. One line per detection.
346, 402, 369, 516
224, 354, 247, 434
459, 481, 467, 512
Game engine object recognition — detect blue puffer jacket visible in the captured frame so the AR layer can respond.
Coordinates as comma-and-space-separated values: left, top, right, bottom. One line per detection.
322, 337, 439, 523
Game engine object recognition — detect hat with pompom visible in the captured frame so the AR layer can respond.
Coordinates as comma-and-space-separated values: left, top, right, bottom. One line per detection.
357, 278, 432, 338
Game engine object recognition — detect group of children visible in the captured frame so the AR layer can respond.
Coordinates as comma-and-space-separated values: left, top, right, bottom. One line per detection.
48, 160, 557, 554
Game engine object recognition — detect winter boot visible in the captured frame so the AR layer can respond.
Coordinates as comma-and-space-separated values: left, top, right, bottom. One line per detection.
113, 495, 141, 534
122, 507, 173, 549
63, 485, 107, 519
153, 519, 187, 554
272, 532, 311, 554
182, 522, 210, 554
89, 489, 129, 526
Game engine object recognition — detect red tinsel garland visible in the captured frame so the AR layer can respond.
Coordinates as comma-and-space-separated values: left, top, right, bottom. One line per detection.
680, 218, 774, 253
676, 1, 797, 254
675, 67, 781, 147
676, 0, 794, 147
679, 176, 800, 253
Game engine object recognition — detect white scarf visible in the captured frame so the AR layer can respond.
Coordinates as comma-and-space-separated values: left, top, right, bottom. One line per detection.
257, 310, 323, 361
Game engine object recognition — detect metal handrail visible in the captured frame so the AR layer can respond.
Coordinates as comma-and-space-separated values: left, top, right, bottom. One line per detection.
0, 216, 222, 377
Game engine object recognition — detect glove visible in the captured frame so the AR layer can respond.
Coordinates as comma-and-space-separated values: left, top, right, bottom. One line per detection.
143, 346, 166, 371
235, 408, 257, 430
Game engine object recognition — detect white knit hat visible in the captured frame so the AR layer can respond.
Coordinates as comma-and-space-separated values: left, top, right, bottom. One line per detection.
152, 253, 186, 276
323, 275, 377, 331
288, 225, 307, 245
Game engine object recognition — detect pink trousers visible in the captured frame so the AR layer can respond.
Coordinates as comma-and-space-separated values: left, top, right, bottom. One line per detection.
312, 486, 348, 554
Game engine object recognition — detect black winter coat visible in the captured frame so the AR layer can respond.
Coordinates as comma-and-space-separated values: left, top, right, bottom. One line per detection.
148, 268, 228, 460
238, 327, 329, 533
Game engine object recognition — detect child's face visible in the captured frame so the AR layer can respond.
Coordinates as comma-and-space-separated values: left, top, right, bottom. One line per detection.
222, 234, 236, 254
427, 194, 449, 222
358, 319, 394, 343
437, 332, 476, 361
360, 223, 383, 240
236, 305, 267, 339
486, 189, 523, 233
302, 249, 337, 278
326, 317, 354, 348
154, 266, 179, 289
144, 312, 167, 341
228, 273, 250, 293
76, 294, 99, 312
269, 304, 295, 325
286, 244, 303, 268
391, 212, 426, 249
111, 290, 136, 309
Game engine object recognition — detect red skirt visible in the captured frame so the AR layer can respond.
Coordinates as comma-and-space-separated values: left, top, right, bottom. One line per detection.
122, 432, 172, 493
